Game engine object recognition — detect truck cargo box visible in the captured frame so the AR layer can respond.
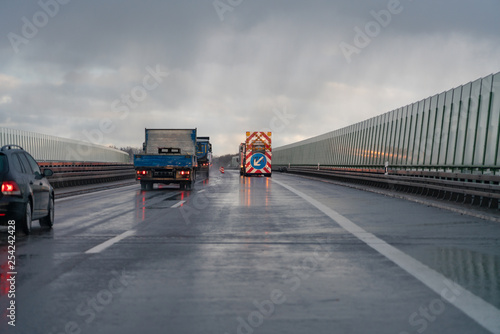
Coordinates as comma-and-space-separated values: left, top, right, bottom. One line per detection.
144, 129, 197, 155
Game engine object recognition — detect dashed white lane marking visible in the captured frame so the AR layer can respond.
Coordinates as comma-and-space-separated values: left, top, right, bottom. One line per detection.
273, 179, 500, 334
198, 190, 206, 193
85, 230, 136, 254
171, 200, 186, 208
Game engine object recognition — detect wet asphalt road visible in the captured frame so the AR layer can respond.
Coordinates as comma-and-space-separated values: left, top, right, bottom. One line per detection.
0, 170, 499, 334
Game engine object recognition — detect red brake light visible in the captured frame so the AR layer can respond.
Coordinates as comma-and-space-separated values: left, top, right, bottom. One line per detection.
3, 184, 14, 192
1, 181, 21, 195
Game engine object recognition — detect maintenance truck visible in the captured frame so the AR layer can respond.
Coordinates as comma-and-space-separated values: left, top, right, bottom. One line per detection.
242, 131, 272, 177
196, 136, 212, 178
134, 129, 198, 190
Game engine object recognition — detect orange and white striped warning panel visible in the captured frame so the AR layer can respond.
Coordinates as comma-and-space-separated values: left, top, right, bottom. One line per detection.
244, 131, 272, 176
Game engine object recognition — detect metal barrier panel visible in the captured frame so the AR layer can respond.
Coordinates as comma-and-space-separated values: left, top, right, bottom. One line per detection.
0, 127, 129, 163
274, 72, 500, 174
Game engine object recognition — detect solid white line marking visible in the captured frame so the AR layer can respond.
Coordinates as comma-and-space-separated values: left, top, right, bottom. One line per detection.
273, 179, 500, 334
85, 230, 136, 254
171, 200, 186, 208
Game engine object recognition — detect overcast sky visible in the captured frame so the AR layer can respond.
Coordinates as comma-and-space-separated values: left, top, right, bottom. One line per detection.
1, 0, 499, 156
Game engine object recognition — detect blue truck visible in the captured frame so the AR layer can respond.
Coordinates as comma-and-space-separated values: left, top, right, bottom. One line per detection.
134, 129, 198, 190
196, 136, 212, 178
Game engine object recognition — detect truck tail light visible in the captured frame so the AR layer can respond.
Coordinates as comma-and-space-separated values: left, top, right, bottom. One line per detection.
136, 170, 148, 180
180, 171, 190, 176
1, 181, 21, 196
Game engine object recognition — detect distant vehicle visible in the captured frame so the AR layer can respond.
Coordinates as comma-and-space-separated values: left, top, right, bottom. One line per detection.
196, 136, 212, 177
230, 155, 239, 169
242, 132, 272, 177
134, 129, 198, 190
239, 143, 245, 176
0, 145, 54, 234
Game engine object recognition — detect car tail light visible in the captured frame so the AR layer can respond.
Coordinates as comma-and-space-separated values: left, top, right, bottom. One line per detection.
1, 181, 21, 196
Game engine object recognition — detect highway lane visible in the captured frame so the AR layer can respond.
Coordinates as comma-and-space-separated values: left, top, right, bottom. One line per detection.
0, 170, 499, 333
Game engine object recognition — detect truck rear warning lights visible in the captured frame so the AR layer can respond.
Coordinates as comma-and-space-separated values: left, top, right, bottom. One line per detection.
136, 170, 148, 180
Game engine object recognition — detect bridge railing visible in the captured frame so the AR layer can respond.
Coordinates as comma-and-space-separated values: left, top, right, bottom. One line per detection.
274, 165, 500, 210
273, 72, 500, 177
38, 162, 135, 188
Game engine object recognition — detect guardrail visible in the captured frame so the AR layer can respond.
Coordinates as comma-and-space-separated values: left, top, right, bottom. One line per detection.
275, 166, 500, 210
37, 162, 135, 188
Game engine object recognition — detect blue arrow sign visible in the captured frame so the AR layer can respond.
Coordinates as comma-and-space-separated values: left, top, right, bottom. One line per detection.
250, 153, 267, 170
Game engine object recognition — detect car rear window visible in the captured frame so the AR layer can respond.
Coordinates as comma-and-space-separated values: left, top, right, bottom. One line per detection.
0, 154, 7, 173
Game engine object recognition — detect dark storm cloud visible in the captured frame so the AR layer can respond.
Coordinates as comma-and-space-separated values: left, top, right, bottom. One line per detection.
1, 0, 499, 154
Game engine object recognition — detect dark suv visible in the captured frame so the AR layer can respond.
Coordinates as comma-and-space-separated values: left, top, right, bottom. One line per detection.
0, 145, 55, 234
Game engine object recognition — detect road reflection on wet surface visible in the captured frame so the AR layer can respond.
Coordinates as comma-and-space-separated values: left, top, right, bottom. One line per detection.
0, 171, 499, 333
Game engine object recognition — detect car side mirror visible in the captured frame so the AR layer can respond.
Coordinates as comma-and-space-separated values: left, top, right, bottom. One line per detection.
43, 169, 53, 177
